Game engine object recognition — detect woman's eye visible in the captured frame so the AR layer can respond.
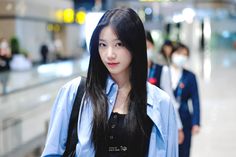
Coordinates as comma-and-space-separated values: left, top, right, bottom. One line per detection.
115, 42, 123, 47
99, 43, 106, 47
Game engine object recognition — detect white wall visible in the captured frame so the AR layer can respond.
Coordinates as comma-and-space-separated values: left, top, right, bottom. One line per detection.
15, 19, 50, 61
2, 0, 83, 62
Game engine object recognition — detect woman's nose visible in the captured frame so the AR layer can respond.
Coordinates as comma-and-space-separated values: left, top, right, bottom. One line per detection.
107, 47, 116, 60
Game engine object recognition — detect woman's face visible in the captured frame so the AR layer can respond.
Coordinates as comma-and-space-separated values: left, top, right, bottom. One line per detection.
163, 45, 172, 58
99, 26, 132, 78
171, 48, 188, 68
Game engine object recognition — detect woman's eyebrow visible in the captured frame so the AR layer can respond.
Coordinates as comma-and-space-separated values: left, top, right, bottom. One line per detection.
112, 39, 120, 42
99, 39, 106, 41
99, 39, 120, 42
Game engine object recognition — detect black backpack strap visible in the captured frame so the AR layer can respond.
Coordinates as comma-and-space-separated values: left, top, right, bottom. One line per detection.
63, 77, 86, 157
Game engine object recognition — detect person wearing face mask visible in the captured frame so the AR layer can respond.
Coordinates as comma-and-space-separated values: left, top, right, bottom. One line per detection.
162, 43, 200, 157
147, 38, 175, 88
146, 32, 184, 147
146, 31, 163, 87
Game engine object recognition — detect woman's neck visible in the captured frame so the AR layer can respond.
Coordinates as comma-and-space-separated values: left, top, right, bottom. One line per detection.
171, 64, 181, 71
111, 71, 131, 90
113, 84, 131, 114
111, 73, 131, 114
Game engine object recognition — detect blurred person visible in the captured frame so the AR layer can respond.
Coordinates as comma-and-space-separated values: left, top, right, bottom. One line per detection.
165, 43, 200, 157
42, 8, 178, 157
40, 43, 49, 64
53, 38, 64, 60
159, 40, 174, 65
148, 39, 174, 87
146, 31, 184, 145
0, 38, 11, 71
0, 38, 11, 94
146, 31, 163, 87
145, 30, 155, 68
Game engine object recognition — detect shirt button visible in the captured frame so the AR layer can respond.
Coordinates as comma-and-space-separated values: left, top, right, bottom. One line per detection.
111, 124, 116, 129
109, 99, 113, 103
109, 136, 114, 140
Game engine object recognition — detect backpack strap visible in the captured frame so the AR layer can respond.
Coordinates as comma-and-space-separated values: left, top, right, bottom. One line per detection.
63, 77, 86, 157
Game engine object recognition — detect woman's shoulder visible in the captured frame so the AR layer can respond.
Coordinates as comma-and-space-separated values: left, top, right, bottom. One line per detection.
61, 76, 83, 91
51, 76, 84, 115
147, 82, 171, 108
183, 68, 196, 77
55, 76, 84, 103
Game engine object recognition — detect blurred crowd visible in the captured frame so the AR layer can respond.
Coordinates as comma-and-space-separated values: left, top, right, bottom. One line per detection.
146, 31, 200, 157
0, 37, 32, 72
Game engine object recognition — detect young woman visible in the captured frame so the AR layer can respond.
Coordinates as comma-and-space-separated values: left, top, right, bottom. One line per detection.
160, 40, 174, 65
42, 8, 178, 157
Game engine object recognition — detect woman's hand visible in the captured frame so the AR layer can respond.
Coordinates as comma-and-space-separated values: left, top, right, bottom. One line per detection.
178, 129, 184, 144
192, 125, 200, 135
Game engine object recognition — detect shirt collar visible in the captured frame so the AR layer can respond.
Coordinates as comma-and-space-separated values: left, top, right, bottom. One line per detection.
106, 76, 116, 95
106, 76, 155, 106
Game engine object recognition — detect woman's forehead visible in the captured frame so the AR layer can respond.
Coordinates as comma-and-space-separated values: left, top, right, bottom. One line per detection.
176, 48, 188, 55
99, 26, 119, 41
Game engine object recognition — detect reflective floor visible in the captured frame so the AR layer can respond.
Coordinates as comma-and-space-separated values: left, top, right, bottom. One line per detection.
0, 54, 89, 157
0, 49, 236, 156
190, 49, 236, 157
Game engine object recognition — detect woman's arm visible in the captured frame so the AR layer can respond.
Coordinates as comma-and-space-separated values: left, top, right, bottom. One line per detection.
41, 78, 81, 156
190, 74, 200, 134
166, 99, 178, 157
190, 74, 200, 126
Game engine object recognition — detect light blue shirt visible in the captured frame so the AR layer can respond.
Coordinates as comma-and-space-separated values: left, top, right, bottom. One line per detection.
42, 76, 178, 157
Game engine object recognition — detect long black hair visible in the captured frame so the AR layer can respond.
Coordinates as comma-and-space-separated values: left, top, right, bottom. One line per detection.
85, 7, 148, 155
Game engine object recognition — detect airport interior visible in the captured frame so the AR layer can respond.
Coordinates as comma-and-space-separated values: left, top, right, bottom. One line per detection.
0, 0, 236, 156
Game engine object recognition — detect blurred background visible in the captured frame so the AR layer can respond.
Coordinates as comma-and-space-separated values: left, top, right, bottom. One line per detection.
0, 0, 236, 157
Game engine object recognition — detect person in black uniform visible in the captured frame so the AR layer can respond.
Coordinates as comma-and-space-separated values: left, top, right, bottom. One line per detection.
40, 43, 49, 64
146, 31, 163, 88
146, 32, 185, 145
169, 43, 200, 157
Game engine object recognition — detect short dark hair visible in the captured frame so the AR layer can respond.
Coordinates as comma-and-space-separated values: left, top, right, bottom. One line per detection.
145, 30, 154, 45
172, 42, 190, 57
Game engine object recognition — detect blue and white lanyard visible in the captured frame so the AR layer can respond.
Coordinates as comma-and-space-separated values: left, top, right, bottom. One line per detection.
176, 77, 184, 104
149, 64, 156, 78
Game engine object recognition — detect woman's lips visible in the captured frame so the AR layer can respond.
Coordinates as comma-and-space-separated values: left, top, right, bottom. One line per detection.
107, 62, 119, 68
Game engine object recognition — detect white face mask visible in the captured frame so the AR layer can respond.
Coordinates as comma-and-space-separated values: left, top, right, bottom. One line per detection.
147, 49, 154, 60
171, 53, 188, 68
